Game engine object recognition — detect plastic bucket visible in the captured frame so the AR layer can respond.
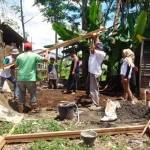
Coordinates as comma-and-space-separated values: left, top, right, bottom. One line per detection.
58, 102, 76, 120
81, 130, 97, 146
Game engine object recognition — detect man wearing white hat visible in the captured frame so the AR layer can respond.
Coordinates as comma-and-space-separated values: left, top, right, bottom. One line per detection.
88, 41, 106, 109
0, 48, 19, 99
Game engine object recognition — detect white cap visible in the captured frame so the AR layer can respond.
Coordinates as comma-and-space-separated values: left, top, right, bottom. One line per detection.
11, 49, 19, 55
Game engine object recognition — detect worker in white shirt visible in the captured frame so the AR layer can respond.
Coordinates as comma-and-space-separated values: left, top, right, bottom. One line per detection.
120, 48, 138, 104
88, 41, 106, 109
0, 49, 19, 99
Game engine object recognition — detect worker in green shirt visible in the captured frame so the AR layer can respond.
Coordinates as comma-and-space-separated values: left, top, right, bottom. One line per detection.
16, 42, 48, 113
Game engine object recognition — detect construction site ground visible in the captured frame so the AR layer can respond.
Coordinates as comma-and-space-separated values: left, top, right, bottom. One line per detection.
0, 89, 150, 150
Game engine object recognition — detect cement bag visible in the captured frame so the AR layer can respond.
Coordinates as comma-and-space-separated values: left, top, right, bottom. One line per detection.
0, 105, 23, 123
2, 80, 12, 93
101, 99, 121, 122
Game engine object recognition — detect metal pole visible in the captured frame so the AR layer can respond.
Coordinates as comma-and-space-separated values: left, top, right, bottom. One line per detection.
55, 32, 58, 62
20, 0, 26, 39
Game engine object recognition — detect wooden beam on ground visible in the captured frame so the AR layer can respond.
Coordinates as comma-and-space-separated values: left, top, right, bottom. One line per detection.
141, 120, 150, 136
0, 137, 6, 150
5, 125, 145, 144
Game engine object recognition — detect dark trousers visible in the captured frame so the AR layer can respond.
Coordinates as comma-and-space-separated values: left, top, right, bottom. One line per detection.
66, 74, 78, 92
17, 81, 36, 104
85, 73, 90, 95
48, 79, 57, 89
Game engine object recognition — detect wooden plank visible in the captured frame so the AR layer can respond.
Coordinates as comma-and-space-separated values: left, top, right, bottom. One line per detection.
6, 130, 142, 143
0, 137, 6, 150
39, 27, 106, 54
5, 125, 145, 144
141, 120, 150, 136
2, 28, 105, 69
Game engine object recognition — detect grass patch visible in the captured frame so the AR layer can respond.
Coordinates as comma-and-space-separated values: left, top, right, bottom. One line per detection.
0, 121, 13, 135
62, 121, 79, 131
109, 142, 126, 150
13, 119, 64, 134
99, 135, 112, 142
28, 139, 92, 150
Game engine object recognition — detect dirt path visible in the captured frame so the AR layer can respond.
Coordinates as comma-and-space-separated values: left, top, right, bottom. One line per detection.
0, 89, 149, 128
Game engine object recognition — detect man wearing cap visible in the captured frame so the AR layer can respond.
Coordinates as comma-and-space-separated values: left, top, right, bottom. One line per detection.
0, 48, 19, 99
16, 42, 48, 113
88, 41, 106, 109
48, 56, 58, 89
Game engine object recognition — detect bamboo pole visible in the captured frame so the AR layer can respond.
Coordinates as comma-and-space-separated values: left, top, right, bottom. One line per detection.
141, 120, 150, 136
39, 27, 106, 54
5, 125, 145, 144
1, 27, 105, 70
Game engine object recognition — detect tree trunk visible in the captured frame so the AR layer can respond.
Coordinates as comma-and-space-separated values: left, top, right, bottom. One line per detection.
81, 0, 88, 30
55, 32, 58, 62
113, 0, 122, 31
20, 0, 26, 39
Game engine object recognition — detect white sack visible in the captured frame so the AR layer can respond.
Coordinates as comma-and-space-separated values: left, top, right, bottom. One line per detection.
0, 105, 23, 123
2, 80, 12, 93
101, 99, 121, 122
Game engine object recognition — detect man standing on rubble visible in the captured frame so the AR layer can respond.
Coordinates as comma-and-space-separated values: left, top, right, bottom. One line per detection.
88, 41, 106, 110
16, 42, 48, 113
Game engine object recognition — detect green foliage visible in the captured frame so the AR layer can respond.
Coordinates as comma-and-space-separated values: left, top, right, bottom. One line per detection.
127, 13, 137, 37
28, 139, 66, 150
28, 139, 92, 150
99, 135, 112, 142
13, 120, 34, 134
58, 59, 71, 79
13, 119, 63, 134
134, 10, 147, 41
109, 142, 126, 150
0, 121, 13, 135
101, 25, 132, 79
35, 0, 80, 25
52, 22, 79, 40
87, 0, 102, 31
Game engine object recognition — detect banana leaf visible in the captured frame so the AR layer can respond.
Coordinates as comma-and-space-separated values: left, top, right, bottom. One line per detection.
52, 22, 79, 41
88, 0, 101, 31
127, 13, 136, 37
134, 10, 147, 41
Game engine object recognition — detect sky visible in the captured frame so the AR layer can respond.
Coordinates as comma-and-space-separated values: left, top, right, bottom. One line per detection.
1, 0, 56, 50
0, 0, 113, 50
22, 0, 55, 49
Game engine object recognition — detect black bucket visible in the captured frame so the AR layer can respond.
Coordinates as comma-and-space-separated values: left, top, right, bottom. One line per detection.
58, 102, 76, 120
81, 130, 97, 146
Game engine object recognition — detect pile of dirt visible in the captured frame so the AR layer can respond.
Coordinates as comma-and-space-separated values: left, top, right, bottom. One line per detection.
37, 89, 85, 108
117, 101, 149, 121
